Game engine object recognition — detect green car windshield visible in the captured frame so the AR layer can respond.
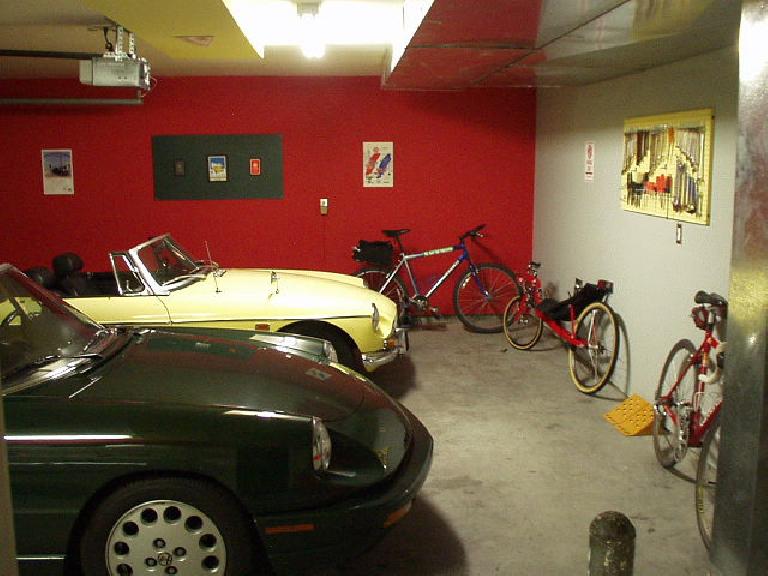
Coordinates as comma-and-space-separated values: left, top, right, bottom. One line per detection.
0, 266, 102, 384
136, 236, 202, 286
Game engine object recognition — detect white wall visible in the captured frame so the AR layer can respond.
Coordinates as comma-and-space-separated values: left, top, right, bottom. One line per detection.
534, 47, 737, 399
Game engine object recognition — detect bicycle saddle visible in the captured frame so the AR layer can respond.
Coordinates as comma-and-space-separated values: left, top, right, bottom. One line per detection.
382, 229, 410, 238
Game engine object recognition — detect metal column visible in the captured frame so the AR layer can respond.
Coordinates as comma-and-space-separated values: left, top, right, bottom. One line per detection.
711, 1, 768, 574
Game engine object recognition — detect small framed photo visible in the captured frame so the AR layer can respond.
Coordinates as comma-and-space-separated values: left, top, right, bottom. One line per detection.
207, 155, 228, 182
42, 149, 75, 195
174, 159, 185, 177
250, 158, 261, 176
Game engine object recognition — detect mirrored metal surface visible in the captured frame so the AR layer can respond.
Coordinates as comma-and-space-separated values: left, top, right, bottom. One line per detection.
386, 0, 740, 89
711, 1, 768, 573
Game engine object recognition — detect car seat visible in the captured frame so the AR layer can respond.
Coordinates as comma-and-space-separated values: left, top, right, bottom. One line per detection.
24, 266, 57, 290
52, 253, 100, 296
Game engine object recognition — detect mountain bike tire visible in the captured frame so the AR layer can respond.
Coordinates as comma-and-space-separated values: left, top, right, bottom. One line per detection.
453, 263, 519, 333
355, 267, 409, 323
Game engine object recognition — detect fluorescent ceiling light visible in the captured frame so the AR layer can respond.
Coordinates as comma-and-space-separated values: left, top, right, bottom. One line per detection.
298, 2, 325, 58
223, 0, 423, 59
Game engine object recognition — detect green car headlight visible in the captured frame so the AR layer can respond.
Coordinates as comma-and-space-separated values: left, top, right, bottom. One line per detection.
372, 303, 380, 332
312, 417, 332, 472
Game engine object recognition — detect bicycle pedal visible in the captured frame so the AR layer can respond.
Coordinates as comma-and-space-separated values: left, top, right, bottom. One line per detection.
429, 307, 442, 320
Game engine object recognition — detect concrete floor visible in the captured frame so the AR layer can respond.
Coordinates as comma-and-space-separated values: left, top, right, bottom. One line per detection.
310, 318, 712, 576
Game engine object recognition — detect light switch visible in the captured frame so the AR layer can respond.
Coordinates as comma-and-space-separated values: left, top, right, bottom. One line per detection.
320, 198, 328, 215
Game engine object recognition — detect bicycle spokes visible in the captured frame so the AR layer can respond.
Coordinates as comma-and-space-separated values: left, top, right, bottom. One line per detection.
454, 264, 519, 333
503, 296, 543, 350
568, 302, 619, 394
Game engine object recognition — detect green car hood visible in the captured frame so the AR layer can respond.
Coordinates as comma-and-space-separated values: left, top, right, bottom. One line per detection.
43, 331, 367, 422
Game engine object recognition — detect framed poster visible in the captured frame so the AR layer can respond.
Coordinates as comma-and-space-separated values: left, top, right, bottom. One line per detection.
363, 141, 393, 187
41, 149, 74, 195
207, 155, 228, 182
620, 109, 714, 225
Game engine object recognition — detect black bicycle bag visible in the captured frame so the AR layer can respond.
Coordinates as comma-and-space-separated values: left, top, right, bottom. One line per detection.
353, 240, 393, 267
536, 282, 610, 322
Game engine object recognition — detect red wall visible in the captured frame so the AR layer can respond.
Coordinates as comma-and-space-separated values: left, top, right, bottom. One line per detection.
0, 76, 535, 312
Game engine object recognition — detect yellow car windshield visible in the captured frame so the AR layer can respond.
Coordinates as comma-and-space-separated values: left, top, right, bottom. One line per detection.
137, 237, 201, 287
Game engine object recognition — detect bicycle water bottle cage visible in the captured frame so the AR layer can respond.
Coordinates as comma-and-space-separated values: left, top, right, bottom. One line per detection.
536, 283, 608, 322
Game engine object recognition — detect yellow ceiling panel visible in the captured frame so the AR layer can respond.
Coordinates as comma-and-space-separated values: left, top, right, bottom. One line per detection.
80, 0, 258, 60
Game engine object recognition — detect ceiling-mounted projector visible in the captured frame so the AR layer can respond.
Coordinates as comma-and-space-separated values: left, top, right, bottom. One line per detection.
79, 25, 152, 91
79, 55, 151, 90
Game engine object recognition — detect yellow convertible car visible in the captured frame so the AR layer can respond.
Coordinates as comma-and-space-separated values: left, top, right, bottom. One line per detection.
30, 234, 406, 373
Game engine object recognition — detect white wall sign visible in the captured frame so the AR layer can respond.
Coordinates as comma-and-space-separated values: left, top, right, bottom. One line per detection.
584, 141, 595, 182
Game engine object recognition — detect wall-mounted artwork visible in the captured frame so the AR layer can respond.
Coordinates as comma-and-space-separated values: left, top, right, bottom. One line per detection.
363, 141, 393, 187
207, 155, 228, 182
152, 134, 283, 200
620, 109, 713, 225
41, 149, 74, 195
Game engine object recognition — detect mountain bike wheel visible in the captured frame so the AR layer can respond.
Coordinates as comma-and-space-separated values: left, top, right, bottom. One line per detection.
453, 263, 520, 333
355, 267, 409, 322
652, 339, 697, 468
568, 302, 619, 394
503, 295, 543, 350
695, 414, 720, 549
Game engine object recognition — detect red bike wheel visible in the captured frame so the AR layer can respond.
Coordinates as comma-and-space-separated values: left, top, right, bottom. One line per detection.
652, 339, 697, 468
503, 296, 543, 350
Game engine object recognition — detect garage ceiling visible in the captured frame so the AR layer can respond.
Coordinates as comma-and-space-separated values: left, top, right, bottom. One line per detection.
0, 0, 740, 90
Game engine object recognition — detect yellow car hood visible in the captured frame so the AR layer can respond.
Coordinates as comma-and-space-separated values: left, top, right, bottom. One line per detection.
185, 268, 396, 321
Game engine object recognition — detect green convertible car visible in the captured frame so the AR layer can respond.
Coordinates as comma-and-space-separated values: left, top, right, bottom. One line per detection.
0, 264, 433, 575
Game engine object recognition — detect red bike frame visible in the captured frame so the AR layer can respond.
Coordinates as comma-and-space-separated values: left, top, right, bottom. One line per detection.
661, 318, 722, 448
513, 263, 589, 348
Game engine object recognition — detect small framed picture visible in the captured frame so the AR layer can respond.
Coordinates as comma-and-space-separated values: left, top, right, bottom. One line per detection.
250, 158, 261, 176
207, 155, 228, 182
174, 159, 185, 177
363, 141, 393, 187
42, 149, 75, 195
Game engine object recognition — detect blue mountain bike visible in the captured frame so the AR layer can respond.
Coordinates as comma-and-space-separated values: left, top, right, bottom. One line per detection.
353, 225, 519, 333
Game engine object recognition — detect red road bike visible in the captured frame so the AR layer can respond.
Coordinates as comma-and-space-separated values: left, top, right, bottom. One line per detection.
503, 261, 619, 394
652, 290, 727, 549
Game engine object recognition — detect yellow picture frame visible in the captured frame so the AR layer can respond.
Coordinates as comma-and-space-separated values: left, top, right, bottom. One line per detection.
621, 108, 714, 225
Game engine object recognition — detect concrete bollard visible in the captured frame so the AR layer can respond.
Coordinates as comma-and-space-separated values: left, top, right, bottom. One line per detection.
588, 511, 635, 575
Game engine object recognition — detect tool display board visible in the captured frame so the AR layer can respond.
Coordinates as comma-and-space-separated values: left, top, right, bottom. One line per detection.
152, 134, 284, 200
620, 109, 713, 225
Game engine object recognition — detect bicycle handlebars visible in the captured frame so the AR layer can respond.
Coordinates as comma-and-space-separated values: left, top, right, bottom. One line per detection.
694, 290, 728, 310
460, 224, 486, 242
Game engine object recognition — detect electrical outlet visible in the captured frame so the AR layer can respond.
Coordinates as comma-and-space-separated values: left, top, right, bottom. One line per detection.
320, 198, 328, 215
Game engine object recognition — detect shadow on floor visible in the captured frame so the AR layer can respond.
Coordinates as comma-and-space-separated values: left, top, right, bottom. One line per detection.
369, 355, 416, 399
316, 496, 466, 575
